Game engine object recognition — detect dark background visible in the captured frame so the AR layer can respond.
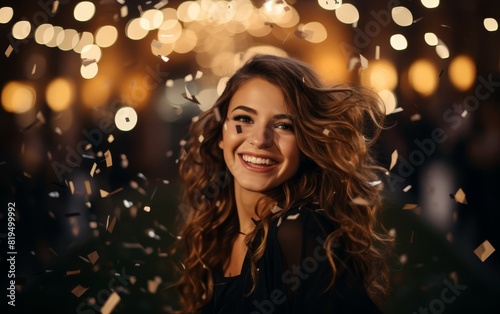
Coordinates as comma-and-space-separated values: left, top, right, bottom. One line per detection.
1, 0, 499, 313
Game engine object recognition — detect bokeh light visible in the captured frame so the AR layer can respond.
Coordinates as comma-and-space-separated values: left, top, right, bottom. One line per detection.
318, 0, 342, 10
360, 60, 398, 92
126, 18, 149, 40
424, 32, 438, 46
140, 9, 164, 30
58, 29, 79, 51
421, 0, 440, 9
46, 78, 75, 112
436, 41, 450, 59
12, 21, 31, 40
335, 3, 359, 24
74, 1, 96, 22
73, 31, 93, 53
392, 6, 413, 27
390, 34, 408, 50
115, 107, 138, 131
35, 24, 54, 45
449, 55, 476, 91
378, 89, 398, 114
408, 59, 438, 96
80, 63, 99, 79
0, 7, 13, 24
1, 81, 36, 114
484, 18, 498, 32
95, 25, 118, 48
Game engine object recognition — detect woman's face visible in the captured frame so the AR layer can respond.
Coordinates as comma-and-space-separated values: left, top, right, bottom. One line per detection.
218, 77, 301, 194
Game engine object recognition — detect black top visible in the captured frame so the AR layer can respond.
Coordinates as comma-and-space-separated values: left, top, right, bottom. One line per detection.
201, 204, 383, 314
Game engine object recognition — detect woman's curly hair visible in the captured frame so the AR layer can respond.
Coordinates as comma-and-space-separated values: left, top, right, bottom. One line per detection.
171, 54, 394, 313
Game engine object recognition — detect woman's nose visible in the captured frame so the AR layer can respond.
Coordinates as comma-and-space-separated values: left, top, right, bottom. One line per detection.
247, 124, 274, 149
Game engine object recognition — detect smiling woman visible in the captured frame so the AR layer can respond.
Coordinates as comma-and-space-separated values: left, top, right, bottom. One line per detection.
171, 54, 394, 313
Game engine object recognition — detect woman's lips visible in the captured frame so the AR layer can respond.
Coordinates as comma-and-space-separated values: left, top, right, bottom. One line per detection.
238, 154, 279, 173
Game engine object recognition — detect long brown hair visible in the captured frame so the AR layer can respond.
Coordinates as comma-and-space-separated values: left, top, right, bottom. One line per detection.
172, 54, 393, 313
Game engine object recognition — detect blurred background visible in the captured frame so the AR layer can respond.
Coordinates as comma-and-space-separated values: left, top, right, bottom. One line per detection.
1, 0, 499, 313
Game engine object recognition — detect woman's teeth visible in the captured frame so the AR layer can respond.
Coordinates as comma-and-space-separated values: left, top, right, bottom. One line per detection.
241, 155, 277, 165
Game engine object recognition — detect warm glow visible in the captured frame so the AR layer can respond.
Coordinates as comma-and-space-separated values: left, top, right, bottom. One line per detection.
81, 76, 111, 108
449, 55, 476, 91
81, 44, 102, 62
46, 78, 74, 112
378, 89, 397, 114
408, 59, 438, 96
115, 107, 138, 131
73, 31, 93, 53
140, 9, 164, 30
158, 19, 182, 43
318, 0, 342, 10
2, 81, 36, 114
173, 29, 197, 54
360, 60, 398, 92
46, 26, 64, 48
436, 42, 449, 59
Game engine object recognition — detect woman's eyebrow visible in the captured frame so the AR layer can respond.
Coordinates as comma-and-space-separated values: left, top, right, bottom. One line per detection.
231, 105, 294, 120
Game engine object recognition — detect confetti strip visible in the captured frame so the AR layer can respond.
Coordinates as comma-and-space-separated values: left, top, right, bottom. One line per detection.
107, 216, 116, 233
389, 150, 398, 170
403, 204, 418, 210
84, 180, 92, 195
323, 128, 330, 136
104, 150, 113, 167
65, 270, 81, 276
100, 291, 120, 314
351, 196, 370, 205
90, 163, 97, 177
403, 185, 412, 192
474, 240, 495, 262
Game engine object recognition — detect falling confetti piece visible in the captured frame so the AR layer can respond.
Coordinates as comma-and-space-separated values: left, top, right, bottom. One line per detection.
90, 163, 97, 177
144, 206, 151, 212
461, 110, 468, 118
82, 58, 96, 67
375, 45, 380, 60
49, 191, 60, 198
84, 180, 92, 195
185, 74, 193, 82
390, 150, 398, 170
323, 128, 330, 135
107, 216, 116, 233
410, 113, 422, 121
271, 205, 283, 213
69, 181, 75, 194
403, 204, 418, 210
107, 134, 114, 143
359, 54, 368, 69
31, 64, 37, 75
160, 55, 170, 62
351, 196, 370, 205
100, 189, 109, 198
87, 251, 99, 265
52, 0, 60, 13
5, 45, 13, 57
453, 188, 467, 204
474, 240, 495, 262
403, 185, 412, 192
101, 291, 121, 314
71, 285, 88, 298
104, 150, 113, 167
66, 270, 80, 276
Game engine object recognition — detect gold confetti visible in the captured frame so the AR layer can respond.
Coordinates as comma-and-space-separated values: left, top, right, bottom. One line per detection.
389, 150, 398, 170
90, 163, 97, 177
323, 128, 330, 136
474, 240, 495, 262
100, 189, 109, 198
375, 45, 380, 60
71, 285, 88, 298
403, 204, 418, 210
107, 134, 114, 143
69, 181, 75, 194
147, 276, 162, 294
66, 270, 81, 276
100, 291, 120, 314
84, 180, 92, 195
144, 206, 151, 212
461, 110, 468, 118
403, 185, 412, 192
5, 45, 13, 58
52, 0, 60, 13
31, 64, 37, 76
198, 134, 204, 143
104, 150, 112, 167
87, 251, 99, 265
107, 216, 116, 233
453, 188, 467, 204
351, 196, 370, 205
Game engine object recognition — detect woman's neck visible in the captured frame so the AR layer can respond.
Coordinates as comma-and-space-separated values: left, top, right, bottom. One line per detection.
233, 183, 267, 234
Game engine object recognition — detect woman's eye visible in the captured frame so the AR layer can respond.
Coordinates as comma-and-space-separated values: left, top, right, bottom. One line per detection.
276, 123, 293, 131
233, 115, 251, 123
